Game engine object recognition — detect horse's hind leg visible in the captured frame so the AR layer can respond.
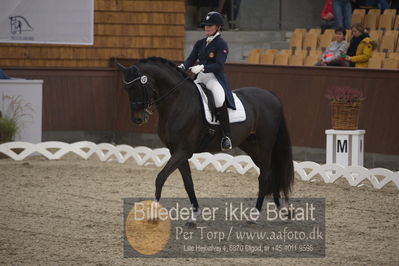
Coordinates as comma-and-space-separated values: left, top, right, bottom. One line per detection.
273, 191, 281, 208
239, 138, 273, 212
178, 160, 200, 217
256, 169, 272, 212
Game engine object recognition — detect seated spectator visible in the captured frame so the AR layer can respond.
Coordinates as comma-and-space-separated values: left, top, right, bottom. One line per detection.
321, 0, 335, 34
344, 23, 376, 67
316, 27, 348, 66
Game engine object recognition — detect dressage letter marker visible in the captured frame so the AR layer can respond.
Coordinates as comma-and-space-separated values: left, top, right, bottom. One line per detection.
337, 139, 348, 153
325, 129, 365, 167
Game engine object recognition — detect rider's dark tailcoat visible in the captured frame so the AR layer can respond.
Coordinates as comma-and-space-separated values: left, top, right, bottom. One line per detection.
183, 34, 236, 110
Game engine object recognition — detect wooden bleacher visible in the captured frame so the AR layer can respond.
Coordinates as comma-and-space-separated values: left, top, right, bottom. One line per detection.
245, 9, 399, 69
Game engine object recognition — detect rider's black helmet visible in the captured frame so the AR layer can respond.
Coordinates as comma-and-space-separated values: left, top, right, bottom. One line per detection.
201, 11, 224, 27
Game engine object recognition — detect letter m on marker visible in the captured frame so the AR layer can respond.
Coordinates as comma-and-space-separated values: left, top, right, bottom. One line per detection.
337, 140, 347, 153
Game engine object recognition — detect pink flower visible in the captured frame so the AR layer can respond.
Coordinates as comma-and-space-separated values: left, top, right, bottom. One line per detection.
326, 86, 363, 103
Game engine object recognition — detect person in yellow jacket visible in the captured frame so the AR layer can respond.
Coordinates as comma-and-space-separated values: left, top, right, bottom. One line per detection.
344, 23, 376, 68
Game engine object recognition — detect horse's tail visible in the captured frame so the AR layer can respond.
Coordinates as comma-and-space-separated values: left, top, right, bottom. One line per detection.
269, 111, 294, 200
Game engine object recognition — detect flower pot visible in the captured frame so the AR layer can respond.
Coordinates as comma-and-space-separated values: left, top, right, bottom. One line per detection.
330, 101, 361, 130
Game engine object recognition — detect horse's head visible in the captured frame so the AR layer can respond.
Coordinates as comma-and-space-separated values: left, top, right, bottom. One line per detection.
117, 63, 155, 124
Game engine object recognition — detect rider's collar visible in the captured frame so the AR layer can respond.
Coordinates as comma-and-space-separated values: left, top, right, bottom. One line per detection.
206, 32, 220, 46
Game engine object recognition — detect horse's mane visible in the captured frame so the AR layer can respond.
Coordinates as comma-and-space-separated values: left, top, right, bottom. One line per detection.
137, 57, 191, 80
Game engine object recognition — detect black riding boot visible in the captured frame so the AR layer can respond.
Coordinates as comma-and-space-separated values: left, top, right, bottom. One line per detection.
216, 104, 232, 150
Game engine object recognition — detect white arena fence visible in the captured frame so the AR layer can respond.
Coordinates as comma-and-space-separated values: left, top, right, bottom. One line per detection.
0, 141, 398, 190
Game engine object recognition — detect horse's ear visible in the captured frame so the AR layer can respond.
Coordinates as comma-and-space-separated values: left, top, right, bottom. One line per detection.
116, 62, 127, 72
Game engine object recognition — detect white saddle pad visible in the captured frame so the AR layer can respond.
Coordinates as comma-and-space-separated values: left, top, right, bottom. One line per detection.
195, 81, 246, 125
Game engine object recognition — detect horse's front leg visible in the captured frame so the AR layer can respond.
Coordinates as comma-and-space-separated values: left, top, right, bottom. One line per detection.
155, 151, 191, 202
178, 160, 200, 224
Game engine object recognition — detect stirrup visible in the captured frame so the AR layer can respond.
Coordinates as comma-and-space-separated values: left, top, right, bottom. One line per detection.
221, 136, 232, 150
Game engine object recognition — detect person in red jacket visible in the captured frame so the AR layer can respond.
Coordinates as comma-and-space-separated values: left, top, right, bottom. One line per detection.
321, 0, 335, 33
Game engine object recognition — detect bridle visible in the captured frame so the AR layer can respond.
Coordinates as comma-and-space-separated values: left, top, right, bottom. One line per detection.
123, 65, 190, 115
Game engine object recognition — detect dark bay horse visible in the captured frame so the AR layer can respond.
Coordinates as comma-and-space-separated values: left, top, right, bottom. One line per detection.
118, 57, 294, 217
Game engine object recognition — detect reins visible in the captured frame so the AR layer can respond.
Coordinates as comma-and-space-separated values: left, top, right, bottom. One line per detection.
148, 75, 191, 106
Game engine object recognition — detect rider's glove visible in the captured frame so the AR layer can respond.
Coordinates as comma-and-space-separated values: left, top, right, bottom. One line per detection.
189, 64, 204, 74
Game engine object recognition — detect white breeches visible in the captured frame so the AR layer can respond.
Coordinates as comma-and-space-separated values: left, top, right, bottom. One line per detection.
196, 72, 225, 108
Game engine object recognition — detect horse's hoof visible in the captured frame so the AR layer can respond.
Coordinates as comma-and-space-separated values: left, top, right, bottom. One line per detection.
147, 217, 160, 224
278, 209, 293, 220
146, 212, 160, 222
185, 221, 197, 228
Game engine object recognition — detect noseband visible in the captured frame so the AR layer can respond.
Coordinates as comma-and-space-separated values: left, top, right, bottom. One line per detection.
123, 65, 190, 114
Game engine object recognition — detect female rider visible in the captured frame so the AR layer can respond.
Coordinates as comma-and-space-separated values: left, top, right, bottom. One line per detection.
180, 11, 235, 150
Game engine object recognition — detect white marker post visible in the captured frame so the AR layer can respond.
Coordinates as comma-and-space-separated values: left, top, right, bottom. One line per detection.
325, 129, 365, 167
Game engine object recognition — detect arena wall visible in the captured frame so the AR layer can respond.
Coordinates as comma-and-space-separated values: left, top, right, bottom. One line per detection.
5, 63, 399, 160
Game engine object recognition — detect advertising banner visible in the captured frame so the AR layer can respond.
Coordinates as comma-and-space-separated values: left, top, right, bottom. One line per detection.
0, 0, 93, 45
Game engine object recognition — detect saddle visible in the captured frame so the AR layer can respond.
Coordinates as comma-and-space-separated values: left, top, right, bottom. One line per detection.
194, 81, 246, 125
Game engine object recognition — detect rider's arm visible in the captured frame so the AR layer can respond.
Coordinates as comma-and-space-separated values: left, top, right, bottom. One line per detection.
183, 40, 201, 70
